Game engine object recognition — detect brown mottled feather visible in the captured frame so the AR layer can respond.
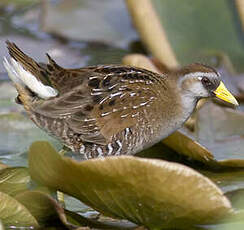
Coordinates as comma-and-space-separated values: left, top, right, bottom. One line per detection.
33, 65, 165, 145
5, 41, 221, 158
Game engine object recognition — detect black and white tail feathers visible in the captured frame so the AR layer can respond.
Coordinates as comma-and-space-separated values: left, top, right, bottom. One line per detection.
3, 41, 58, 99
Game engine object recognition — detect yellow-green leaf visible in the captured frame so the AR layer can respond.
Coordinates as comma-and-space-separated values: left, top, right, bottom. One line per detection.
29, 141, 233, 229
15, 190, 64, 226
0, 191, 38, 227
163, 130, 214, 163
0, 167, 30, 196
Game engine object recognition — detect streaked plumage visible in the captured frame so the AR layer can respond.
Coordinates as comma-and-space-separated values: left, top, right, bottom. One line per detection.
3, 41, 238, 159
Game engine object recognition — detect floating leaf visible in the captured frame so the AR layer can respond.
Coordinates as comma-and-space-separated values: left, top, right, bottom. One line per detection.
15, 191, 64, 226
29, 141, 233, 229
0, 167, 30, 196
0, 191, 38, 227
163, 131, 214, 163
218, 159, 244, 168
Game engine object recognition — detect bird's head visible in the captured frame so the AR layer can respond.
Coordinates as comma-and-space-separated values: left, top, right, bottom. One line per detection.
177, 63, 238, 106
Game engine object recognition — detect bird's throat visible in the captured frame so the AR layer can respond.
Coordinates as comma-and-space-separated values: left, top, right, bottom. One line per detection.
180, 93, 198, 122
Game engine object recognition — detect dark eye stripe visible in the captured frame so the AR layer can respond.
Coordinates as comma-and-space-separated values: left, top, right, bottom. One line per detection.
201, 77, 212, 86
201, 76, 220, 91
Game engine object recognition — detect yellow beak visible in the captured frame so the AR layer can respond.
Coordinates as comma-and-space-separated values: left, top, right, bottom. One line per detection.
214, 81, 239, 106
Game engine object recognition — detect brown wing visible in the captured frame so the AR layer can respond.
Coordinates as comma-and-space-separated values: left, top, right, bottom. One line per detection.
33, 65, 162, 145
6, 42, 164, 145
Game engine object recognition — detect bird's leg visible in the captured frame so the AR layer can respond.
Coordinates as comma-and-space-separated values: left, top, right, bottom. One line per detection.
57, 146, 69, 208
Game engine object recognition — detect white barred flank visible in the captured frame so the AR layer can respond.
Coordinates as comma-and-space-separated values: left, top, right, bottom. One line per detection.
3, 57, 58, 99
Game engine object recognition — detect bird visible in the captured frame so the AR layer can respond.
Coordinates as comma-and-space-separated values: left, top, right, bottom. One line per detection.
3, 41, 239, 159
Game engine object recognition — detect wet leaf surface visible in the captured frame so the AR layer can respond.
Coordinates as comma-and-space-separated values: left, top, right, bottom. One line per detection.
0, 167, 30, 196
29, 141, 234, 229
0, 191, 38, 227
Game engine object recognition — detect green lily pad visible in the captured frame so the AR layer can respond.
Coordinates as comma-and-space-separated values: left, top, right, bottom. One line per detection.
0, 167, 30, 196
163, 130, 214, 163
0, 191, 38, 227
15, 191, 64, 226
29, 141, 234, 229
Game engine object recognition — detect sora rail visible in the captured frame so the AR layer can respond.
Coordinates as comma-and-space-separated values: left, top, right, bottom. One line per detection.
3, 41, 238, 159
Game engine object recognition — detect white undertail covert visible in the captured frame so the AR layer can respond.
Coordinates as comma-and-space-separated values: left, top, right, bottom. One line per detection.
3, 57, 58, 99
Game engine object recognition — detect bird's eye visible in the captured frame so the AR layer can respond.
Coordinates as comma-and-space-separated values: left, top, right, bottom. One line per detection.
201, 77, 212, 87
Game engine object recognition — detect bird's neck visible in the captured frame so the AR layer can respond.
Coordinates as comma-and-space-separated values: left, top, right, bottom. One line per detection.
180, 91, 199, 120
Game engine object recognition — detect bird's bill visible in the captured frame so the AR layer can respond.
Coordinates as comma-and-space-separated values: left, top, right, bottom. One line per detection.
214, 81, 239, 106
